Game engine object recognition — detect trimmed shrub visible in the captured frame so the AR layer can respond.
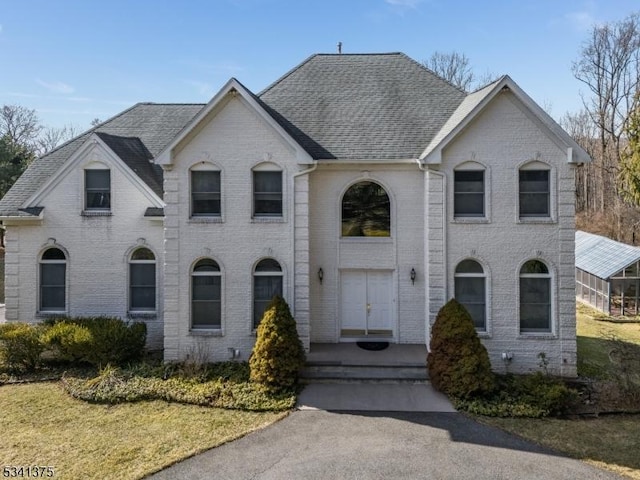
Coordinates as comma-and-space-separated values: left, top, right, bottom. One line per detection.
454, 373, 578, 418
249, 296, 306, 391
41, 322, 93, 363
0, 323, 46, 371
427, 299, 494, 399
44, 317, 146, 366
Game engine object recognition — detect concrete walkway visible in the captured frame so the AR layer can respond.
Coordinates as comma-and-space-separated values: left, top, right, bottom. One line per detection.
297, 381, 456, 412
150, 410, 622, 480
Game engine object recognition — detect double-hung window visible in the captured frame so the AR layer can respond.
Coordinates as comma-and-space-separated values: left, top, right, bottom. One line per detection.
191, 259, 222, 330
85, 169, 111, 210
454, 260, 486, 331
519, 170, 549, 217
454, 170, 484, 217
519, 260, 552, 333
40, 248, 66, 312
191, 170, 221, 216
253, 259, 283, 328
129, 248, 156, 312
253, 171, 282, 217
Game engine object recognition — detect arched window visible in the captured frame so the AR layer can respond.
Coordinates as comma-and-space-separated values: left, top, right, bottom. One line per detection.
341, 181, 390, 237
191, 259, 222, 330
253, 259, 283, 328
129, 247, 156, 312
40, 247, 66, 312
520, 260, 552, 333
454, 260, 486, 331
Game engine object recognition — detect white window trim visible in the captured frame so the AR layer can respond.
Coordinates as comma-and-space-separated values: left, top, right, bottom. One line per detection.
190, 259, 223, 332
516, 161, 556, 223
38, 248, 68, 314
83, 164, 112, 214
252, 259, 284, 331
189, 162, 223, 220
452, 161, 490, 223
339, 179, 394, 240
128, 249, 157, 314
518, 260, 555, 336
251, 162, 285, 220
453, 260, 489, 334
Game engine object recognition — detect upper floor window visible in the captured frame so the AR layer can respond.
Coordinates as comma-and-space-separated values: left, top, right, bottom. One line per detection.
253, 259, 283, 329
342, 181, 390, 237
454, 170, 484, 217
85, 169, 111, 210
191, 170, 221, 217
454, 259, 486, 331
129, 248, 156, 312
191, 258, 222, 330
40, 247, 66, 312
520, 260, 552, 333
519, 169, 549, 217
253, 171, 282, 217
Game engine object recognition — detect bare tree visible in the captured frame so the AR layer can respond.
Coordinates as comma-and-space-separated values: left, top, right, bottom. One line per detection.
424, 51, 475, 91
572, 12, 640, 217
90, 118, 102, 127
36, 124, 79, 156
0, 105, 42, 148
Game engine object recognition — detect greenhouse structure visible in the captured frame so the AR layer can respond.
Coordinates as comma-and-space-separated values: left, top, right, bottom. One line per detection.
575, 230, 640, 316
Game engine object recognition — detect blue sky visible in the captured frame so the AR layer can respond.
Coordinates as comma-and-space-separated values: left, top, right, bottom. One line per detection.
0, 0, 638, 130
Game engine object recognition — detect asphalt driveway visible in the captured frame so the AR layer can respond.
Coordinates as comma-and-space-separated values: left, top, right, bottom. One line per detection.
149, 410, 622, 480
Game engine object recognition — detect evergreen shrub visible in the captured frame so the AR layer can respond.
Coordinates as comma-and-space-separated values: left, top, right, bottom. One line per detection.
249, 296, 306, 391
427, 299, 494, 399
0, 323, 45, 371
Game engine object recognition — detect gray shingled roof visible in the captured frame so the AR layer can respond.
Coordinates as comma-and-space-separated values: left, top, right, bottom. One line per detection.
0, 53, 488, 216
95, 132, 163, 198
0, 103, 203, 216
576, 230, 640, 280
259, 53, 466, 160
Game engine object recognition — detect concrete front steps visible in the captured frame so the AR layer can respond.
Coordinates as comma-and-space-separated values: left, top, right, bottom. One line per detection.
301, 343, 428, 381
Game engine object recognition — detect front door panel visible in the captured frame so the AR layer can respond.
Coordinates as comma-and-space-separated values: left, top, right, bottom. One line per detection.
340, 270, 393, 338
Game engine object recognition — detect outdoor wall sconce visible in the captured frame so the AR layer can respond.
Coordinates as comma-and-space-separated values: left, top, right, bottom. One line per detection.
318, 268, 324, 284
410, 268, 416, 285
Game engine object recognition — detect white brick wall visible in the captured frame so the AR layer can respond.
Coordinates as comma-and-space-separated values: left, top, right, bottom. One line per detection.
4, 141, 165, 349
163, 94, 310, 362
308, 165, 425, 345
3, 87, 578, 376
440, 91, 577, 376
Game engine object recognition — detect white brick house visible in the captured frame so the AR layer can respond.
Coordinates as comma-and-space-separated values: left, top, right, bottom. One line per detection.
0, 53, 590, 375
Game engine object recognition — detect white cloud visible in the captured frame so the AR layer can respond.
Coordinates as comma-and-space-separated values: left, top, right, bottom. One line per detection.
0, 24, 3, 34
385, 0, 422, 7
36, 79, 75, 95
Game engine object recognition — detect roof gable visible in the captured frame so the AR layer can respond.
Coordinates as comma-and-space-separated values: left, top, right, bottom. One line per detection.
259, 53, 467, 160
155, 78, 313, 166
421, 76, 592, 165
0, 103, 202, 217
23, 133, 165, 210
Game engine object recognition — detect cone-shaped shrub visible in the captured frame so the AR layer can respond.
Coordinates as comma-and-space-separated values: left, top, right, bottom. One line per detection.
249, 296, 306, 391
427, 299, 494, 399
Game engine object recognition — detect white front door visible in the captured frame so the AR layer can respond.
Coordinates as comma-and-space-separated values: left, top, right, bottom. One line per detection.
340, 270, 394, 338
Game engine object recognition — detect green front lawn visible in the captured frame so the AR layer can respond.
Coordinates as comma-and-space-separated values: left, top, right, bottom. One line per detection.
480, 303, 640, 479
0, 382, 286, 480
